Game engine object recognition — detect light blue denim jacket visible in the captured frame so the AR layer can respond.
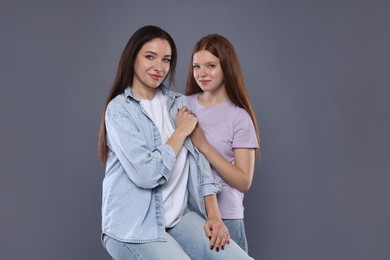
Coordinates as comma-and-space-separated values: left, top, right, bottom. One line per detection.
101, 85, 221, 243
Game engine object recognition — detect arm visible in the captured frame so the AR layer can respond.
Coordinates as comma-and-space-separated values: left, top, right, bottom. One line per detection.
105, 104, 195, 188
203, 195, 230, 251
191, 125, 256, 192
166, 106, 198, 155
106, 106, 174, 188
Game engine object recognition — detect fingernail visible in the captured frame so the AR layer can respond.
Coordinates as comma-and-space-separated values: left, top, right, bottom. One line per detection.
208, 236, 211, 240
216, 247, 219, 252
210, 246, 213, 250
222, 246, 224, 250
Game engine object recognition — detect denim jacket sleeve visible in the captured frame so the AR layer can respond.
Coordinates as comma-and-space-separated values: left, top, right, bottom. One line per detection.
180, 96, 222, 197
105, 102, 176, 189
198, 151, 222, 196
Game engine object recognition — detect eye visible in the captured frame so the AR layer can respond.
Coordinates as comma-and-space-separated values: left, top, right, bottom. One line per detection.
162, 58, 171, 63
207, 64, 216, 69
193, 65, 200, 69
145, 55, 154, 60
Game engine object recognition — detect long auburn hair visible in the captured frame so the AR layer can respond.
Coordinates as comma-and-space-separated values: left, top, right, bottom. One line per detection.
98, 25, 177, 164
185, 34, 260, 150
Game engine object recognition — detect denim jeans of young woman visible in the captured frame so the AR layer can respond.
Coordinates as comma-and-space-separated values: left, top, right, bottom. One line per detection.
223, 219, 248, 253
102, 211, 253, 260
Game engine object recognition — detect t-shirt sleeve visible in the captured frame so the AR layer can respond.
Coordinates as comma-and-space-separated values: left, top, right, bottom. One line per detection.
232, 108, 259, 149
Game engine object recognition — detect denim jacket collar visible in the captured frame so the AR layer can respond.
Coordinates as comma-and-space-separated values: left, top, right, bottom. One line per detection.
124, 84, 181, 103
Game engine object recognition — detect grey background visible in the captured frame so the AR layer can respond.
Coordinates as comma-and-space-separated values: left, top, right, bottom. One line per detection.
1, 1, 389, 259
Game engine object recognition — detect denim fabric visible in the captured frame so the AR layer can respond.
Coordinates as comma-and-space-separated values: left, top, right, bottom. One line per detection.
102, 233, 190, 260
103, 211, 253, 260
223, 219, 248, 253
101, 85, 221, 243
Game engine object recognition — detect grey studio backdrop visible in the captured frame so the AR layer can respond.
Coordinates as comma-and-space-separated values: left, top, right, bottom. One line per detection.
1, 1, 389, 260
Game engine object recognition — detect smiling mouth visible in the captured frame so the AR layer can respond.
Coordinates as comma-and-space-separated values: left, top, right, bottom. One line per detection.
150, 74, 163, 81
199, 80, 210, 84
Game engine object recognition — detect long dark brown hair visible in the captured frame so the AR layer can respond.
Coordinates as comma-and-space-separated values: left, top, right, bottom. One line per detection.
98, 25, 177, 164
185, 34, 260, 150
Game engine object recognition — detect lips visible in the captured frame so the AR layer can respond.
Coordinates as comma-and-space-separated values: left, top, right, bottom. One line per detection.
199, 80, 211, 85
149, 74, 163, 81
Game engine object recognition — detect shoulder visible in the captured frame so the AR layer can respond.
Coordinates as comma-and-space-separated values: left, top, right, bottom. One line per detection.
107, 92, 127, 112
160, 84, 182, 99
106, 91, 138, 119
184, 94, 198, 108
224, 101, 249, 118
235, 105, 251, 119
185, 94, 197, 101
227, 103, 253, 127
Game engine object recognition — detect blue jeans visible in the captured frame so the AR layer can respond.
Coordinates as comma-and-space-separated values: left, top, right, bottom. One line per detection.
102, 211, 253, 260
223, 219, 248, 253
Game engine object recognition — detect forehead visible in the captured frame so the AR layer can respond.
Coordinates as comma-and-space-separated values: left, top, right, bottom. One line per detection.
193, 50, 219, 62
139, 38, 172, 55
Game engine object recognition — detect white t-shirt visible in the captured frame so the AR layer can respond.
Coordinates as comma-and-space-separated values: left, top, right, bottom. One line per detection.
140, 89, 189, 227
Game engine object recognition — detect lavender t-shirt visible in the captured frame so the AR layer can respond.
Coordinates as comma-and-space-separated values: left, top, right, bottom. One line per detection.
187, 94, 259, 219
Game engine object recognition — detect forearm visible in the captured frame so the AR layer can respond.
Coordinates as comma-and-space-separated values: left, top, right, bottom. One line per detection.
201, 144, 253, 192
204, 194, 222, 220
166, 130, 188, 155
204, 194, 230, 251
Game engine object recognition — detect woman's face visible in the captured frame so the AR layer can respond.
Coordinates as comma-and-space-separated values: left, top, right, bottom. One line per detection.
192, 50, 225, 93
132, 38, 172, 97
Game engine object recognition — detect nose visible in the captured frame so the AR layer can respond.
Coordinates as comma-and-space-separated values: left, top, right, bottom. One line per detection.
153, 64, 162, 72
198, 68, 208, 77
153, 60, 164, 72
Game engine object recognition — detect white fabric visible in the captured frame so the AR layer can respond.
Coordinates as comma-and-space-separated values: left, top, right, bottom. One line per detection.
140, 89, 189, 227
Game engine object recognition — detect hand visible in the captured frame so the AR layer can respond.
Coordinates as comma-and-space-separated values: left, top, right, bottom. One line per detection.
204, 217, 230, 252
175, 106, 198, 137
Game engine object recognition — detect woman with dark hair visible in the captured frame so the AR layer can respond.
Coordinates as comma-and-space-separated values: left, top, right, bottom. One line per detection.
186, 34, 260, 253
98, 26, 253, 259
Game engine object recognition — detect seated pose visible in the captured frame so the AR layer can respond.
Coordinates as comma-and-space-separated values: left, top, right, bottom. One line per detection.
186, 33, 260, 253
97, 25, 254, 259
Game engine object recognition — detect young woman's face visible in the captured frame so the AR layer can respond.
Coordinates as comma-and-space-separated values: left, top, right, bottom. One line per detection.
133, 38, 172, 94
192, 50, 224, 93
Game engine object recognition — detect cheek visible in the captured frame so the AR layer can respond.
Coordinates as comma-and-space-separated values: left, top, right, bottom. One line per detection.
193, 70, 200, 78
194, 74, 201, 82
163, 63, 170, 72
215, 71, 224, 80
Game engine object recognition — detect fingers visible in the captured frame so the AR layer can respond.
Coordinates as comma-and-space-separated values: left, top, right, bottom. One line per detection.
204, 222, 213, 240
212, 228, 230, 252
177, 106, 196, 119
205, 220, 230, 252
220, 229, 230, 249
175, 106, 198, 136
178, 106, 196, 116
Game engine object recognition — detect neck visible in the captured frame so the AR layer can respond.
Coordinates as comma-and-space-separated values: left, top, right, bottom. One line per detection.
198, 88, 228, 106
132, 86, 157, 100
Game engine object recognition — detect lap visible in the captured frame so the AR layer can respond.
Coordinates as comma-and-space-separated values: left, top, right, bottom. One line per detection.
103, 211, 253, 260
103, 234, 190, 260
168, 211, 253, 260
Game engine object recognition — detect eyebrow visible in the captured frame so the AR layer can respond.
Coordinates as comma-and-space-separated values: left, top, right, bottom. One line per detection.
193, 61, 216, 65
144, 51, 171, 57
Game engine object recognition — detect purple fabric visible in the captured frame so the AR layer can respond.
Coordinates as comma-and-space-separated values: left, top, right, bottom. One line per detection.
187, 94, 258, 219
